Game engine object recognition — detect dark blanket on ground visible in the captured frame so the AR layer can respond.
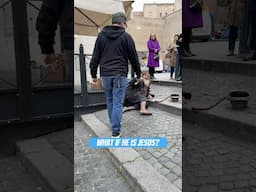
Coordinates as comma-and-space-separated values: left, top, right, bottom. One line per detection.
124, 78, 150, 108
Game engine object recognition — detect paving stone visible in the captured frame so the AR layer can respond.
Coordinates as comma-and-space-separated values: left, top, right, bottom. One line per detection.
220, 176, 236, 182
152, 151, 163, 158
220, 182, 234, 190
195, 170, 209, 177
148, 157, 158, 164
142, 152, 152, 160
210, 169, 224, 176
173, 179, 182, 190
235, 180, 249, 189
189, 177, 202, 187
165, 152, 176, 159
236, 174, 251, 181
162, 161, 176, 170
198, 184, 218, 192
166, 172, 178, 182
249, 179, 256, 187
172, 165, 182, 176
206, 177, 220, 184
153, 162, 163, 170
158, 167, 170, 176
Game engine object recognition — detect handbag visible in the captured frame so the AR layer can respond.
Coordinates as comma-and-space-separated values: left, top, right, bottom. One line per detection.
190, 0, 203, 12
154, 52, 159, 60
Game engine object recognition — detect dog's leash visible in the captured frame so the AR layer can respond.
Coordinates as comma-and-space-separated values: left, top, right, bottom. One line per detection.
191, 97, 226, 111
152, 95, 172, 103
153, 95, 226, 110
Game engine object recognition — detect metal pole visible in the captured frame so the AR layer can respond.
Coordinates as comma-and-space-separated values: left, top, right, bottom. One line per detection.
79, 44, 88, 106
12, 0, 32, 121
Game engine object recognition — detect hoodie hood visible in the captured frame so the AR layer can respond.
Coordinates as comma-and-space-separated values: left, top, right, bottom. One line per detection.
102, 25, 125, 39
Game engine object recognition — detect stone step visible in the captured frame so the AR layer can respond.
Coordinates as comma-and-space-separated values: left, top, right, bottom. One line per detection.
151, 79, 182, 87
16, 138, 74, 192
183, 102, 256, 143
81, 114, 181, 192
183, 57, 256, 76
149, 100, 181, 116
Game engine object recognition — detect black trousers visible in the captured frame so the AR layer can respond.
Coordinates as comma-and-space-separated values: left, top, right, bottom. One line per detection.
149, 67, 155, 77
228, 26, 238, 51
183, 27, 192, 52
248, 0, 256, 50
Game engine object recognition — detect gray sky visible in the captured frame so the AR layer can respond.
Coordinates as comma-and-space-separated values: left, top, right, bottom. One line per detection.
132, 0, 175, 12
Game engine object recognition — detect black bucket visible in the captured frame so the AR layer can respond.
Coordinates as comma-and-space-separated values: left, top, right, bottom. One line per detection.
171, 94, 179, 102
227, 91, 250, 110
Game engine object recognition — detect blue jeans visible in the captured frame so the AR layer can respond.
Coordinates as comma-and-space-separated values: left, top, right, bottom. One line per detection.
101, 76, 127, 134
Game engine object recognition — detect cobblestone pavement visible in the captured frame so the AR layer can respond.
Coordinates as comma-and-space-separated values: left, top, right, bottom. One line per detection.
43, 128, 74, 163
183, 121, 256, 192
94, 107, 182, 190
0, 156, 45, 192
74, 121, 133, 192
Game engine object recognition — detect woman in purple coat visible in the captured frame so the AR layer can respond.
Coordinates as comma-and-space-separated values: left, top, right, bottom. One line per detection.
147, 33, 160, 79
182, 0, 203, 57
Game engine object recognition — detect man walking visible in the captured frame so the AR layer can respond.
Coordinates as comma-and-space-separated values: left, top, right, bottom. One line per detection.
90, 12, 141, 138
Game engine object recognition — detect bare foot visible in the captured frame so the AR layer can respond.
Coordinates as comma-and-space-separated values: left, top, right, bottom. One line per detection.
123, 106, 136, 113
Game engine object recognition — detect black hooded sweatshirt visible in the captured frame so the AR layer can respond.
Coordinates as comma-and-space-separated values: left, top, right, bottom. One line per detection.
90, 25, 141, 79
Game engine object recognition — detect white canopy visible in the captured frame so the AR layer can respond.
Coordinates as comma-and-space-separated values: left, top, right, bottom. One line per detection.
75, 0, 132, 36
75, 0, 125, 15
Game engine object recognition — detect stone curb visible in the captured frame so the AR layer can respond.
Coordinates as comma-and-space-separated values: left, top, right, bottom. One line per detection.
183, 107, 256, 143
81, 114, 181, 192
183, 58, 256, 76
149, 101, 182, 116
16, 138, 74, 192
151, 80, 182, 87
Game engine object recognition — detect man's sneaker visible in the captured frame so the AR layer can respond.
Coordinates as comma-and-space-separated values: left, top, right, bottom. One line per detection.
112, 132, 121, 138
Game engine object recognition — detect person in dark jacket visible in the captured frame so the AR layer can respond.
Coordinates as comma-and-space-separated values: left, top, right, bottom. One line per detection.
244, 0, 256, 61
36, 0, 74, 81
175, 34, 182, 81
90, 12, 141, 138
123, 72, 154, 115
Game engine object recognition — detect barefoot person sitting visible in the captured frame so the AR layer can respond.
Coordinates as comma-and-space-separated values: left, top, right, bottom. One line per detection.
123, 72, 154, 115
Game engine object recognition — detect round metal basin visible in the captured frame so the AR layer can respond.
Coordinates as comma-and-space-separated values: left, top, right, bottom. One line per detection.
171, 94, 179, 102
227, 91, 250, 110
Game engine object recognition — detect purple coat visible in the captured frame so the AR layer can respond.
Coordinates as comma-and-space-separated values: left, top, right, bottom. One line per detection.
182, 0, 203, 28
147, 40, 160, 67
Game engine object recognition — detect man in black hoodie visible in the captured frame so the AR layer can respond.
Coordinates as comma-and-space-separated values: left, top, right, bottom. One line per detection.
90, 12, 141, 138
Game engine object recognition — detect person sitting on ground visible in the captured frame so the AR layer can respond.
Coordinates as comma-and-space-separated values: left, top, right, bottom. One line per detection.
123, 72, 154, 115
